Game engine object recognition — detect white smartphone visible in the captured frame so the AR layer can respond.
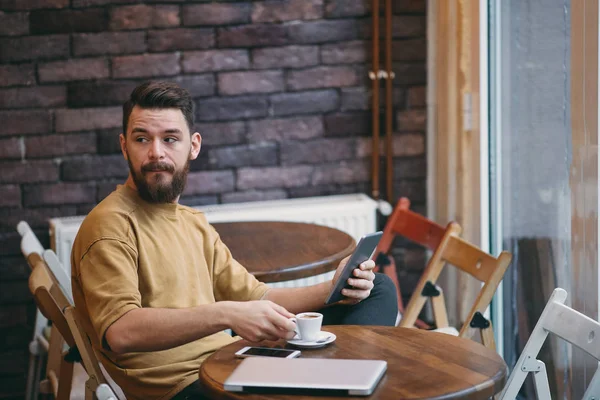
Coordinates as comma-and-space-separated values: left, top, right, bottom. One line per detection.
234, 346, 301, 359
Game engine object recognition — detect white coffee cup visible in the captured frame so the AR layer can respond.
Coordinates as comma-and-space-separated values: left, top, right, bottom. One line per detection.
289, 312, 323, 342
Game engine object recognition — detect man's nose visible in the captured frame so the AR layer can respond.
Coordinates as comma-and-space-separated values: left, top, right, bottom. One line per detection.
148, 139, 164, 159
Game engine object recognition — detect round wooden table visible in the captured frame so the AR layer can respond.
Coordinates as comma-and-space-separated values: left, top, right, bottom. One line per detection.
212, 221, 356, 283
199, 326, 508, 400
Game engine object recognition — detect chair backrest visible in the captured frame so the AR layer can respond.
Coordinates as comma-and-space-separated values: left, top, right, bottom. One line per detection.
375, 197, 459, 256
499, 288, 600, 399
400, 233, 512, 350
27, 251, 125, 400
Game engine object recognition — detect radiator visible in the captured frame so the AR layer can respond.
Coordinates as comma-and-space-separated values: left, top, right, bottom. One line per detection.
49, 193, 378, 289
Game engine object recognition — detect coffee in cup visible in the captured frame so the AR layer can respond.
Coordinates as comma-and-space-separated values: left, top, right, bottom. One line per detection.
290, 312, 323, 342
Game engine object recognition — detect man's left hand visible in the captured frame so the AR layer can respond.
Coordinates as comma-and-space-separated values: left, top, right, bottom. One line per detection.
331, 256, 376, 305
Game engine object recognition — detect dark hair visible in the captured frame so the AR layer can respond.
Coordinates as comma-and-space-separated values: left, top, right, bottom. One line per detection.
122, 81, 195, 135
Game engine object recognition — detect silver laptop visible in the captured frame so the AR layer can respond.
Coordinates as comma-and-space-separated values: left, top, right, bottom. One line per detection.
223, 357, 387, 396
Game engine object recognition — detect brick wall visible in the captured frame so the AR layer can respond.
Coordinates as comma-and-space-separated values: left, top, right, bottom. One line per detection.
0, 0, 426, 397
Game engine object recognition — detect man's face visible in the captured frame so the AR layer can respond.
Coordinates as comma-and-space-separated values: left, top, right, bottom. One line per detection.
120, 106, 201, 203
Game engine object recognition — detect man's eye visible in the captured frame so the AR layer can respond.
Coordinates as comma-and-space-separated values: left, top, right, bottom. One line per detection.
164, 137, 177, 143
135, 137, 148, 143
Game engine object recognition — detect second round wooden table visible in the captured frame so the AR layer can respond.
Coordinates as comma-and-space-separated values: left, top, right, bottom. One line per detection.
212, 221, 356, 283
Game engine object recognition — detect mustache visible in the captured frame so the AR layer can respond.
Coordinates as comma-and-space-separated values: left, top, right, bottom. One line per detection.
142, 162, 175, 174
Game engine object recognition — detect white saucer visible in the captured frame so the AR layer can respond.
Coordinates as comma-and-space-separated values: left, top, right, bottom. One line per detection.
286, 331, 336, 348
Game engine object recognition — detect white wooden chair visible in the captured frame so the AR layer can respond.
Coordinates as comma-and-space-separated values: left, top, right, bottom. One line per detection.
499, 288, 600, 399
17, 221, 50, 400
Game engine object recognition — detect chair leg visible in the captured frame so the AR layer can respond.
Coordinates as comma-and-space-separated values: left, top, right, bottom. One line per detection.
480, 321, 497, 352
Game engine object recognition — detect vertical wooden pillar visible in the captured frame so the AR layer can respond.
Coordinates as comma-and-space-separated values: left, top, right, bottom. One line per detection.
570, 0, 599, 397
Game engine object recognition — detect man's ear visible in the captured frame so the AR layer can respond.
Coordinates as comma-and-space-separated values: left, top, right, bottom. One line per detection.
119, 133, 128, 160
190, 132, 201, 160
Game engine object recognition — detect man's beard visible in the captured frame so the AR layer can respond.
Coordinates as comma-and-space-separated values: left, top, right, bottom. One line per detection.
127, 155, 190, 204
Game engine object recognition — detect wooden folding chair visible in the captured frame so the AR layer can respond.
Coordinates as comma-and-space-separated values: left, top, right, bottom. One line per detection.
400, 232, 512, 350
27, 250, 124, 400
374, 197, 462, 328
499, 288, 600, 399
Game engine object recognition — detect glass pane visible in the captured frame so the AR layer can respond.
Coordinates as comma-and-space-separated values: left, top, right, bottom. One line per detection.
489, 0, 576, 397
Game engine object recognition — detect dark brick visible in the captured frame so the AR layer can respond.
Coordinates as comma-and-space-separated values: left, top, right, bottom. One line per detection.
62, 155, 128, 181
189, 154, 211, 172
391, 39, 427, 61
287, 66, 359, 90
407, 86, 426, 107
0, 304, 30, 327
26, 132, 96, 158
340, 87, 370, 111
392, 63, 426, 85
394, 157, 426, 178
72, 0, 141, 6
325, 0, 368, 17
0, 0, 68, 10
356, 133, 424, 157
148, 28, 215, 52
281, 138, 354, 165
209, 143, 277, 168
23, 182, 96, 206
0, 160, 58, 184
247, 116, 323, 142
288, 20, 359, 44
38, 58, 109, 83
0, 34, 69, 62
0, 12, 28, 36
312, 160, 369, 185
394, 0, 426, 13
184, 171, 235, 195
252, 0, 323, 23
0, 64, 35, 87
394, 179, 426, 202
179, 194, 218, 207
321, 40, 368, 64
218, 24, 288, 47
0, 208, 74, 236
252, 45, 318, 69
361, 16, 426, 38
73, 32, 146, 56
0, 281, 29, 305
196, 95, 268, 121
218, 71, 284, 95
0, 185, 20, 207
112, 53, 180, 78
222, 189, 287, 204
183, 3, 251, 26
324, 112, 369, 136
397, 109, 425, 131
97, 128, 121, 154
55, 106, 121, 133
97, 181, 120, 201
289, 182, 366, 198
172, 75, 216, 98
183, 50, 249, 73
0, 138, 22, 159
0, 326, 32, 351
270, 90, 339, 116
195, 122, 245, 146
30, 9, 107, 34
0, 86, 66, 109
67, 80, 137, 107
0, 110, 51, 136
237, 166, 313, 190
109, 5, 179, 30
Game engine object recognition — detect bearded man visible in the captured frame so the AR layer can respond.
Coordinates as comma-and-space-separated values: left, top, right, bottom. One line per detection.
70, 81, 398, 400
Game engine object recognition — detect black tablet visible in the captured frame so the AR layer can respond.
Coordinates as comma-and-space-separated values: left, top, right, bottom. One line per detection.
324, 231, 383, 305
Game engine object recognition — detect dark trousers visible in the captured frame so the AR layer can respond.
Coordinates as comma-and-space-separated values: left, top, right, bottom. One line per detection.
172, 273, 398, 400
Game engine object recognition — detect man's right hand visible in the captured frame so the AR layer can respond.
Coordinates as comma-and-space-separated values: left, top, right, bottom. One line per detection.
227, 300, 297, 342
